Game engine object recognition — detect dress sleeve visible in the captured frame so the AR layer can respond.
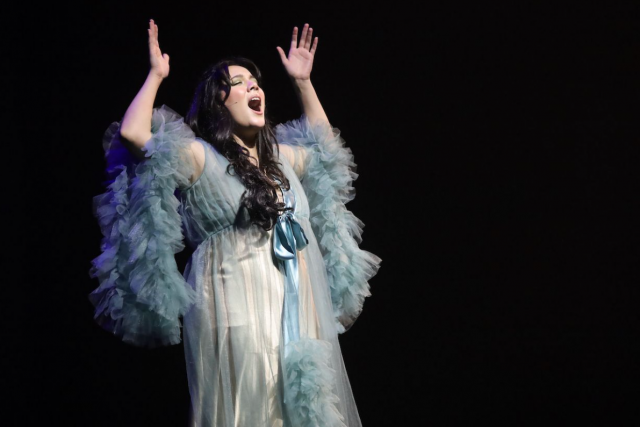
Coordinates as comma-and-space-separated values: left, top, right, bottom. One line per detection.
275, 116, 381, 333
89, 105, 198, 347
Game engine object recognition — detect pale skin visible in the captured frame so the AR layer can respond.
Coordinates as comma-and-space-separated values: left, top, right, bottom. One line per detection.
119, 20, 329, 181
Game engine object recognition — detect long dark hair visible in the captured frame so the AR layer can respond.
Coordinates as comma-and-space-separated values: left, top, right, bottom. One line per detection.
186, 57, 290, 231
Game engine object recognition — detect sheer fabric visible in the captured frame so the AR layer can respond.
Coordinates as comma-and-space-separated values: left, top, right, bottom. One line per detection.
90, 106, 380, 427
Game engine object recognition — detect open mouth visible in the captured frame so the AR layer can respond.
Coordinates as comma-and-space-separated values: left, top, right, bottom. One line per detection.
248, 97, 261, 112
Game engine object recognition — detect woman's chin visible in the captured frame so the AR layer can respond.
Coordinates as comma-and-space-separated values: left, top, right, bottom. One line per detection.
234, 120, 265, 139
249, 118, 266, 128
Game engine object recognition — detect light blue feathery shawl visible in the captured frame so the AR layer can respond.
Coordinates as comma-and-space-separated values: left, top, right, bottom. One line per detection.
276, 116, 381, 334
89, 108, 197, 347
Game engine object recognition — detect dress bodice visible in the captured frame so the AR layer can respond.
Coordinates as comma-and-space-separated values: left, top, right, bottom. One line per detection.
177, 139, 310, 249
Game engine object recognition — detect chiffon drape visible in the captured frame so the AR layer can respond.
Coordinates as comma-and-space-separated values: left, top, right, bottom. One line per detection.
89, 106, 380, 427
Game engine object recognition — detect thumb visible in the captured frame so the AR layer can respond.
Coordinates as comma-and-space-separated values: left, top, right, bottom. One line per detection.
163, 53, 170, 62
276, 46, 287, 63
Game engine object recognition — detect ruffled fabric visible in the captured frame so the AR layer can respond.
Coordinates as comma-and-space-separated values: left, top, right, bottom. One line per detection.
276, 117, 381, 333
89, 106, 197, 347
283, 338, 346, 427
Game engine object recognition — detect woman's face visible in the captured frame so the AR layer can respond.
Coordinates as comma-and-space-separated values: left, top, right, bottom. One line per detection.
224, 65, 266, 135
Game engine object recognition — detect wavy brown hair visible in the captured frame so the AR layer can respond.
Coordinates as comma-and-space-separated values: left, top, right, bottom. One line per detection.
185, 57, 290, 230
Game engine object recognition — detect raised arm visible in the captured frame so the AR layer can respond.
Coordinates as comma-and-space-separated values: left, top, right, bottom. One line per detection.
277, 24, 329, 126
119, 19, 170, 154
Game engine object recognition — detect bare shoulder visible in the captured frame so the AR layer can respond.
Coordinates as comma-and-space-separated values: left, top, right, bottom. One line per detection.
278, 143, 296, 167
277, 143, 308, 178
188, 140, 206, 182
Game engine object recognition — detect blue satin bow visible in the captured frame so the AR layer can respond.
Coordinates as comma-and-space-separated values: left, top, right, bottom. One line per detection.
273, 188, 308, 350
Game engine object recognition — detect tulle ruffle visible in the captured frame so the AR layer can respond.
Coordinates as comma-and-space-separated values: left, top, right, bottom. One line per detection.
284, 338, 347, 427
275, 117, 381, 333
89, 106, 197, 347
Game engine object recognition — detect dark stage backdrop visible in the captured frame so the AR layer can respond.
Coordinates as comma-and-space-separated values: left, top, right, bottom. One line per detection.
6, 3, 640, 426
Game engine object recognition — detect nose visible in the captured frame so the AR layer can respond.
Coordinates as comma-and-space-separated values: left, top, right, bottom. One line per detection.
247, 80, 259, 91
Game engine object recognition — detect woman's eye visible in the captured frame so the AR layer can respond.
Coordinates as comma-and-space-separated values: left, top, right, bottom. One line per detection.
231, 81, 241, 86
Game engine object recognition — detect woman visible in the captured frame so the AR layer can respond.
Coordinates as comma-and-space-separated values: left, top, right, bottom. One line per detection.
89, 20, 380, 427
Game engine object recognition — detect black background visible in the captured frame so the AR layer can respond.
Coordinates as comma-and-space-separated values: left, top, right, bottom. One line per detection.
5, 2, 640, 426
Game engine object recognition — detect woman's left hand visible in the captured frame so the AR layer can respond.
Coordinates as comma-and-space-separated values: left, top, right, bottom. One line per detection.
277, 24, 318, 81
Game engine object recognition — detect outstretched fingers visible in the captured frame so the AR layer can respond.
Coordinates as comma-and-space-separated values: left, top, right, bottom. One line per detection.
282, 23, 318, 61
149, 20, 157, 40
276, 46, 288, 64
305, 26, 313, 50
289, 24, 317, 53
299, 24, 309, 49
290, 26, 299, 51
147, 19, 170, 78
148, 20, 159, 53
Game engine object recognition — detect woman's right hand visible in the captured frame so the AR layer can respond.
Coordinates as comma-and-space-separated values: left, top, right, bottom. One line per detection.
148, 19, 170, 79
